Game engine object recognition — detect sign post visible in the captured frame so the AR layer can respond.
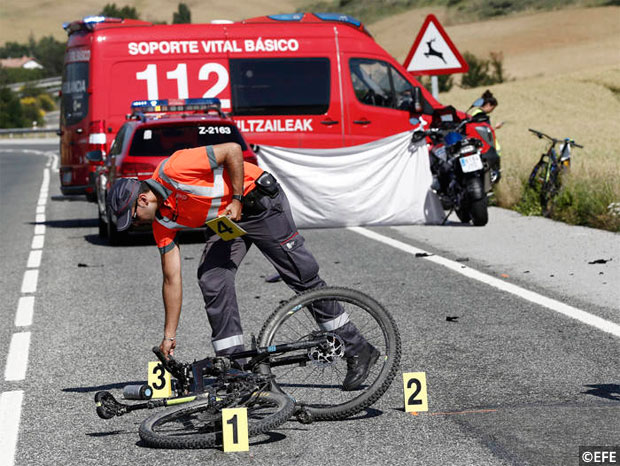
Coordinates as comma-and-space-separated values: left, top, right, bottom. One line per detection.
402, 15, 469, 99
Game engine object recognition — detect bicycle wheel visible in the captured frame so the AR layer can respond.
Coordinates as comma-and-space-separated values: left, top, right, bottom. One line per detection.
138, 391, 294, 449
258, 287, 401, 421
540, 167, 559, 217
528, 161, 546, 189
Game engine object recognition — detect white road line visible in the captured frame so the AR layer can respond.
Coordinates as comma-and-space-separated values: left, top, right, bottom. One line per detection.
4, 333, 31, 381
34, 224, 45, 235
349, 227, 620, 338
0, 390, 24, 466
31, 235, 44, 250
15, 297, 34, 327
26, 250, 42, 269
20, 270, 38, 294
36, 205, 45, 214
35, 214, 45, 224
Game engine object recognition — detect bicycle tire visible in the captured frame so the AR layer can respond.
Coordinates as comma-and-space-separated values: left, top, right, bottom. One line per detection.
258, 287, 401, 421
138, 391, 294, 449
540, 166, 560, 217
528, 161, 545, 189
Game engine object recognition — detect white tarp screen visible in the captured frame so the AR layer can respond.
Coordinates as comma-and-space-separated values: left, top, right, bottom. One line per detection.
257, 130, 444, 229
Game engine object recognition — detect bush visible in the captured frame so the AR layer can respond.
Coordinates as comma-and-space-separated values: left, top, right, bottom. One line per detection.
100, 3, 140, 19
173, 3, 192, 24
421, 74, 454, 93
37, 93, 56, 111
461, 51, 507, 88
20, 96, 45, 127
516, 177, 620, 232
0, 87, 27, 128
0, 66, 46, 85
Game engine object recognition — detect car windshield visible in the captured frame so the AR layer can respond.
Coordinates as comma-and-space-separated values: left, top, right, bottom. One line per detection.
129, 123, 248, 157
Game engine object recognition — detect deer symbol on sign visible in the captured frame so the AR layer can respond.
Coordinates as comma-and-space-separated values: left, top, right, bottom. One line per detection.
424, 38, 447, 64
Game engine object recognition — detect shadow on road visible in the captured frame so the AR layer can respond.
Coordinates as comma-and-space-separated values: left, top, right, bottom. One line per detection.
134, 430, 288, 449
582, 384, 620, 401
84, 230, 207, 248
30, 218, 98, 228
51, 195, 89, 202
63, 381, 146, 393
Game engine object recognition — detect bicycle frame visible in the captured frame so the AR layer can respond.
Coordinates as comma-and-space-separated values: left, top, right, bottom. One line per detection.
95, 333, 335, 419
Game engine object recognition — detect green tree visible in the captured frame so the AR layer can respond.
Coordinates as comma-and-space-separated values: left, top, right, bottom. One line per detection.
100, 3, 140, 19
0, 41, 31, 59
173, 3, 192, 24
33, 36, 66, 76
0, 87, 27, 128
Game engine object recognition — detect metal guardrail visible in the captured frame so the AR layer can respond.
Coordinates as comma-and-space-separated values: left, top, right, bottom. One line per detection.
7, 76, 61, 93
0, 127, 59, 136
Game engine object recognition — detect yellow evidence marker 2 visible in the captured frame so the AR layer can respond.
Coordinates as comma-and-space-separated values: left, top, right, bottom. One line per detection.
403, 372, 428, 413
205, 216, 247, 241
148, 361, 172, 398
222, 407, 249, 452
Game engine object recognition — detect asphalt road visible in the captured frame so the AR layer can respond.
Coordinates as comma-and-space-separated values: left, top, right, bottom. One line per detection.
1, 140, 618, 466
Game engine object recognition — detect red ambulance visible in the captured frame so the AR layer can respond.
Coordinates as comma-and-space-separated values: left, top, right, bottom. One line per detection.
59, 13, 443, 197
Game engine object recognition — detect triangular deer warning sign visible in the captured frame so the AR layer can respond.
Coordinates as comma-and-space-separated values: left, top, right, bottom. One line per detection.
403, 15, 469, 75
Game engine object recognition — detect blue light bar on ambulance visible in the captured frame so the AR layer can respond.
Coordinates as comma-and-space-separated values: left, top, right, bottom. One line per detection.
82, 15, 107, 24
131, 98, 222, 113
314, 13, 361, 27
267, 13, 304, 21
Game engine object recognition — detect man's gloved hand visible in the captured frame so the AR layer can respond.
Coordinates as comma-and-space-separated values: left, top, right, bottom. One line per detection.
159, 337, 176, 358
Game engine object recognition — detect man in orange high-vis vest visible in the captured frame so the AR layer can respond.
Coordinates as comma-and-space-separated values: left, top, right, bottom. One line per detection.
107, 142, 379, 391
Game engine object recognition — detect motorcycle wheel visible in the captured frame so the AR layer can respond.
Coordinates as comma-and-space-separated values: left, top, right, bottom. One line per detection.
455, 206, 471, 223
470, 196, 488, 226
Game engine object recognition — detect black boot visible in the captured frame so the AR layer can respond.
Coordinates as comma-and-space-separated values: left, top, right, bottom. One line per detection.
342, 343, 380, 391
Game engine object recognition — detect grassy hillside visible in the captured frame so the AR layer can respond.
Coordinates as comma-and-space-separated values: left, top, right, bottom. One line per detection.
370, 5, 620, 80
0, 0, 306, 44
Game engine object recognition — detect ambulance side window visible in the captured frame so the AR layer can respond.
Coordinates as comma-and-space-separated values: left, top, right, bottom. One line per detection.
230, 58, 330, 115
349, 58, 431, 113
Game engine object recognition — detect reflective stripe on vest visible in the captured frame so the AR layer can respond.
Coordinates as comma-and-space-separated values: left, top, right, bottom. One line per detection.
155, 214, 193, 230
158, 158, 225, 198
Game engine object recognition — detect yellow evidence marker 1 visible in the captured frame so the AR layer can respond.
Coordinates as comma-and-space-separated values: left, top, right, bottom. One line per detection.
148, 361, 172, 398
403, 372, 428, 413
205, 216, 247, 241
222, 407, 249, 452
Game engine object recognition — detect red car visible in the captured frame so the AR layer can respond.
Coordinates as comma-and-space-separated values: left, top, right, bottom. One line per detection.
88, 98, 258, 245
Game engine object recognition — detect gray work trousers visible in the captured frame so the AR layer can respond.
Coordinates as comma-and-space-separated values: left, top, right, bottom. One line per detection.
197, 186, 364, 357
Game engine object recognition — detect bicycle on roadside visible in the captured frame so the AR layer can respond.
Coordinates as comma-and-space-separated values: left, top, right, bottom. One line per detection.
527, 128, 583, 217
94, 287, 401, 449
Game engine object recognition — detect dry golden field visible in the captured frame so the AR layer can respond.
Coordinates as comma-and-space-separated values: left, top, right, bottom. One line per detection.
371, 6, 620, 80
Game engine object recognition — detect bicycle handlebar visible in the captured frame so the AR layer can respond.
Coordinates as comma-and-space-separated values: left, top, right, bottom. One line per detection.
528, 128, 583, 148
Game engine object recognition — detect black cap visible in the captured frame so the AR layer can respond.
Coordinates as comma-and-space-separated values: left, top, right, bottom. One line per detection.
107, 178, 141, 232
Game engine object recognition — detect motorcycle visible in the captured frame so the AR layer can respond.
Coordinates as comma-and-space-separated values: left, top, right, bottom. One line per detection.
411, 106, 500, 226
